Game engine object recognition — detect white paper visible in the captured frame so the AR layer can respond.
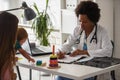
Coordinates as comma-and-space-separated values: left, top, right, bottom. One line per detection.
77, 57, 94, 62
58, 55, 88, 63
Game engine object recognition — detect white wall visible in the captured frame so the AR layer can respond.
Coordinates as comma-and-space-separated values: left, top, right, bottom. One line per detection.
0, 0, 24, 22
96, 0, 114, 40
0, 0, 9, 10
112, 0, 120, 79
114, 0, 120, 58
8, 0, 22, 21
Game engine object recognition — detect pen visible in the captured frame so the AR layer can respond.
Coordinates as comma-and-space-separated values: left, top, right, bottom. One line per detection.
57, 49, 66, 59
58, 61, 72, 64
58, 49, 61, 53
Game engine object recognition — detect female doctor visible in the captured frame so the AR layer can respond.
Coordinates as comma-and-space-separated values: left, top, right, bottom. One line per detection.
56, 1, 112, 80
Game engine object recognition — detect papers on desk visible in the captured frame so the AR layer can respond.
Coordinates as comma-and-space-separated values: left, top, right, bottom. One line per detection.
58, 55, 88, 64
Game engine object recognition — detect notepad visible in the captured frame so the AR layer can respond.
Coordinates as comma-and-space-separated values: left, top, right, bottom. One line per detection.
58, 55, 88, 64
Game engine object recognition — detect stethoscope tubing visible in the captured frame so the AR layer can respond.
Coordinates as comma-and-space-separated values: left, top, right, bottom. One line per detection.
75, 24, 97, 44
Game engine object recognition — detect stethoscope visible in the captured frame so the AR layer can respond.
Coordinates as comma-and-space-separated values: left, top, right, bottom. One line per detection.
75, 24, 97, 44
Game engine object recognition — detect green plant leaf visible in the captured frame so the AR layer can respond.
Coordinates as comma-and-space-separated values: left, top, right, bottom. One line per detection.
33, 3, 40, 15
32, 0, 53, 46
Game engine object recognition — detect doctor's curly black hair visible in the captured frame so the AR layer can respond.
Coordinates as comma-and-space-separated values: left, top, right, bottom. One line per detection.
75, 1, 100, 24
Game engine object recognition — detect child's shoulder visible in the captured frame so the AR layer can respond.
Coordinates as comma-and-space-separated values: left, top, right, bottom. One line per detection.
15, 41, 22, 50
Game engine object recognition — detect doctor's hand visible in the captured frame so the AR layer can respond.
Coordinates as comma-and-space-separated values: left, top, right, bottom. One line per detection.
70, 49, 89, 57
70, 49, 81, 57
57, 50, 65, 59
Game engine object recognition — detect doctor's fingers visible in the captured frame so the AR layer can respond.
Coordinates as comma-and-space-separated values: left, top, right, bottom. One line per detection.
70, 52, 78, 57
57, 53, 65, 59
57, 51, 65, 55
70, 49, 82, 57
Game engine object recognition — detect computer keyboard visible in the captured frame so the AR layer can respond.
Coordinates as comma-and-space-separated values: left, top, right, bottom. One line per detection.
32, 48, 44, 52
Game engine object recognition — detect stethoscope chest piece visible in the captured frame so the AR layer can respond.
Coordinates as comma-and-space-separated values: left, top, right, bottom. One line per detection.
92, 39, 97, 44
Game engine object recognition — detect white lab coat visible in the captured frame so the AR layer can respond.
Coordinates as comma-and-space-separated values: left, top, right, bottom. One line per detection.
60, 24, 112, 57
59, 24, 113, 80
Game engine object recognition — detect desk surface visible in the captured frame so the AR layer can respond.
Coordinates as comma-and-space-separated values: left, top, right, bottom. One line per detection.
16, 55, 120, 80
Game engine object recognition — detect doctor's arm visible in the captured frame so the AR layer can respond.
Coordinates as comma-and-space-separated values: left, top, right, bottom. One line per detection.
60, 27, 80, 53
57, 27, 82, 58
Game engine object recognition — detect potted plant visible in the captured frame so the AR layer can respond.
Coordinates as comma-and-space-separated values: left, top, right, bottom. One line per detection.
32, 0, 53, 46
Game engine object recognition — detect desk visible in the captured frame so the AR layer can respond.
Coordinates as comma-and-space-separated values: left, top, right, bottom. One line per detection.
16, 55, 120, 80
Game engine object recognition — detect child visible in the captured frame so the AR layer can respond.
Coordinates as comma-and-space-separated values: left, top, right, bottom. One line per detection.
15, 27, 35, 63
0, 11, 18, 80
